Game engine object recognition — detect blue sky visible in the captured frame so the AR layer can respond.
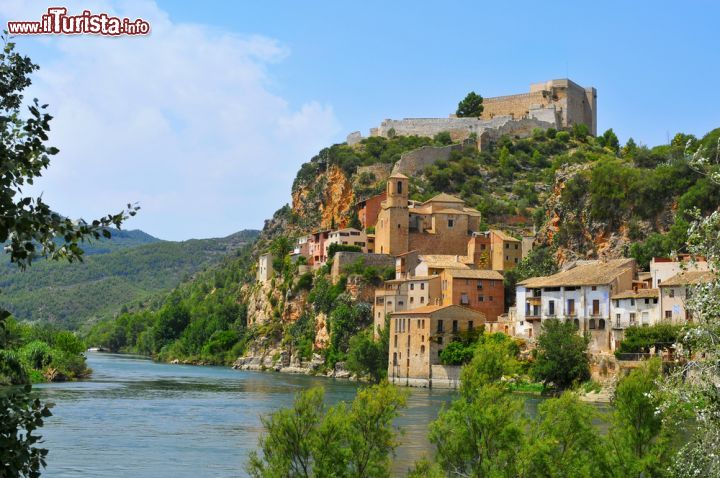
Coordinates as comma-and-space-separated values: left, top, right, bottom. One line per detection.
1, 1, 719, 240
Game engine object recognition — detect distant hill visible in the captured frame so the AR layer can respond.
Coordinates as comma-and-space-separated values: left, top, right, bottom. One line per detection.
0, 229, 260, 329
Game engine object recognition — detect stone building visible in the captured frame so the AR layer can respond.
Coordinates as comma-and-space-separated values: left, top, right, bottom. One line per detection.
515, 259, 636, 353
374, 174, 481, 256
308, 230, 330, 268
367, 79, 597, 144
388, 305, 486, 388
650, 255, 709, 288
373, 275, 441, 335
659, 270, 715, 324
480, 79, 597, 135
471, 229, 522, 271
256, 253, 274, 283
439, 269, 505, 321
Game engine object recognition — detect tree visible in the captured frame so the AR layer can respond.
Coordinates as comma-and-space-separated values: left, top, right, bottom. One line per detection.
429, 383, 525, 477
609, 359, 682, 477
246, 382, 407, 477
504, 246, 558, 308
456, 91, 484, 118
532, 319, 590, 392
346, 325, 388, 383
0, 38, 136, 477
424, 339, 525, 477
522, 392, 609, 478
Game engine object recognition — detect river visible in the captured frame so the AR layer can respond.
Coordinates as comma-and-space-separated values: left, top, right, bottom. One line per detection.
35, 352, 546, 477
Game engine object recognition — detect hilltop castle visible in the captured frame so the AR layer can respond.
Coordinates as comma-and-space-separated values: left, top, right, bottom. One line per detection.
347, 79, 596, 148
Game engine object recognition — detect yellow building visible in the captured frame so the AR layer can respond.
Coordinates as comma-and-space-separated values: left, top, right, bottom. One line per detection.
388, 305, 486, 388
374, 175, 481, 256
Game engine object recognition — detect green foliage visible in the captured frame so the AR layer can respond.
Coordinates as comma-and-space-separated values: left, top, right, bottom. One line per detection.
616, 324, 683, 356
327, 295, 372, 360
459, 333, 519, 391
597, 128, 620, 153
504, 246, 558, 308
246, 382, 407, 478
346, 324, 388, 383
456, 91, 484, 117
608, 359, 682, 477
523, 391, 608, 477
0, 230, 259, 328
429, 383, 525, 476
532, 319, 590, 392
84, 239, 257, 364
327, 243, 362, 258
433, 131, 452, 145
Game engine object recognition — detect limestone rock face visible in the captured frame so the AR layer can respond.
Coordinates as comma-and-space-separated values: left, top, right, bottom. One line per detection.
314, 312, 330, 350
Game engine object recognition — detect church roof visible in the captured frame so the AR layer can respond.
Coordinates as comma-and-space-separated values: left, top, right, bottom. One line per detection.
389, 172, 409, 179
424, 193, 464, 204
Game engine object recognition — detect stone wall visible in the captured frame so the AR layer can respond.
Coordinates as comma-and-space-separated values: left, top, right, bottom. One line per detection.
481, 91, 549, 120
430, 365, 461, 389
392, 144, 462, 176
331, 252, 395, 283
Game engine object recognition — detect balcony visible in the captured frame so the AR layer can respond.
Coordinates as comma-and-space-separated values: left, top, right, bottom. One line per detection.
525, 314, 542, 322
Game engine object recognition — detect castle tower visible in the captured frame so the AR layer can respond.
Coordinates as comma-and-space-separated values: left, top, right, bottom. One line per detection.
375, 173, 409, 255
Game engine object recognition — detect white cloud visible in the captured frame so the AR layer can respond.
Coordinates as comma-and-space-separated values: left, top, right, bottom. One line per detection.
0, 0, 341, 239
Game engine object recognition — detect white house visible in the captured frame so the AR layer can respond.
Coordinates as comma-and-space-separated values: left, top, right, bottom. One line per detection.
609, 288, 659, 351
257, 252, 274, 283
515, 259, 636, 353
659, 270, 716, 324
324, 228, 368, 257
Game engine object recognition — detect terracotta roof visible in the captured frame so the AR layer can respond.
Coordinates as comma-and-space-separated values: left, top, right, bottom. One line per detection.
660, 270, 716, 287
385, 275, 439, 283
390, 304, 485, 317
443, 269, 504, 280
490, 229, 520, 242
520, 258, 635, 288
421, 255, 472, 270
611, 288, 659, 300
424, 193, 464, 204
389, 172, 408, 179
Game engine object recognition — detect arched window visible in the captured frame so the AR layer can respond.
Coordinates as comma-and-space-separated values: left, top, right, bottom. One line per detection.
589, 319, 596, 329
598, 319, 606, 330
420, 345, 425, 354
393, 352, 398, 366
397, 181, 403, 194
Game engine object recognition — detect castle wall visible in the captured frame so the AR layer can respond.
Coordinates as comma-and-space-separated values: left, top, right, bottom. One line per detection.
392, 144, 462, 176
481, 91, 550, 120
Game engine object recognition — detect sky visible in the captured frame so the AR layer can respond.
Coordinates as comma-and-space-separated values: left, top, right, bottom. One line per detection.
1, 1, 719, 240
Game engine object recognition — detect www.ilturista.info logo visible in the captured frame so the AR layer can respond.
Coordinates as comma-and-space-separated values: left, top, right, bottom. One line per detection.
7, 7, 150, 36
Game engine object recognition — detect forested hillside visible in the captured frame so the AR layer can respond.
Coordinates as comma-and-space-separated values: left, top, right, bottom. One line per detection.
0, 230, 259, 329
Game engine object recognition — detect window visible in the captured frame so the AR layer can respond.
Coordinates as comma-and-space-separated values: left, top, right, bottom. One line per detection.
394, 335, 398, 347
669, 289, 675, 298
410, 283, 414, 290
567, 299, 575, 316
489, 296, 493, 302
460, 293, 469, 305
573, 319, 580, 329
438, 337, 443, 345
598, 319, 606, 330
398, 300, 404, 306
420, 283, 425, 290
589, 319, 596, 329
437, 320, 444, 333
478, 295, 484, 302
393, 353, 397, 365
665, 310, 672, 319
653, 298, 658, 304
448, 218, 454, 228
452, 320, 458, 333
644, 298, 649, 304
468, 321, 474, 330
410, 297, 414, 304
420, 345, 425, 354
630, 312, 636, 323
505, 243, 509, 249
506, 256, 509, 261
515, 244, 519, 250
515, 258, 519, 263
548, 300, 555, 316
420, 297, 425, 304
397, 181, 403, 194
376, 297, 384, 305
591, 286, 597, 291
630, 299, 635, 306
592, 300, 600, 316
477, 281, 483, 290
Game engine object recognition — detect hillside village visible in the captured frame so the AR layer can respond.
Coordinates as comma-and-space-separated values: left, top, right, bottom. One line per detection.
250, 78, 715, 388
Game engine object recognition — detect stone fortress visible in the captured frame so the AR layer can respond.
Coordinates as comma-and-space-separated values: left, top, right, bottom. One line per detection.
347, 79, 597, 149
